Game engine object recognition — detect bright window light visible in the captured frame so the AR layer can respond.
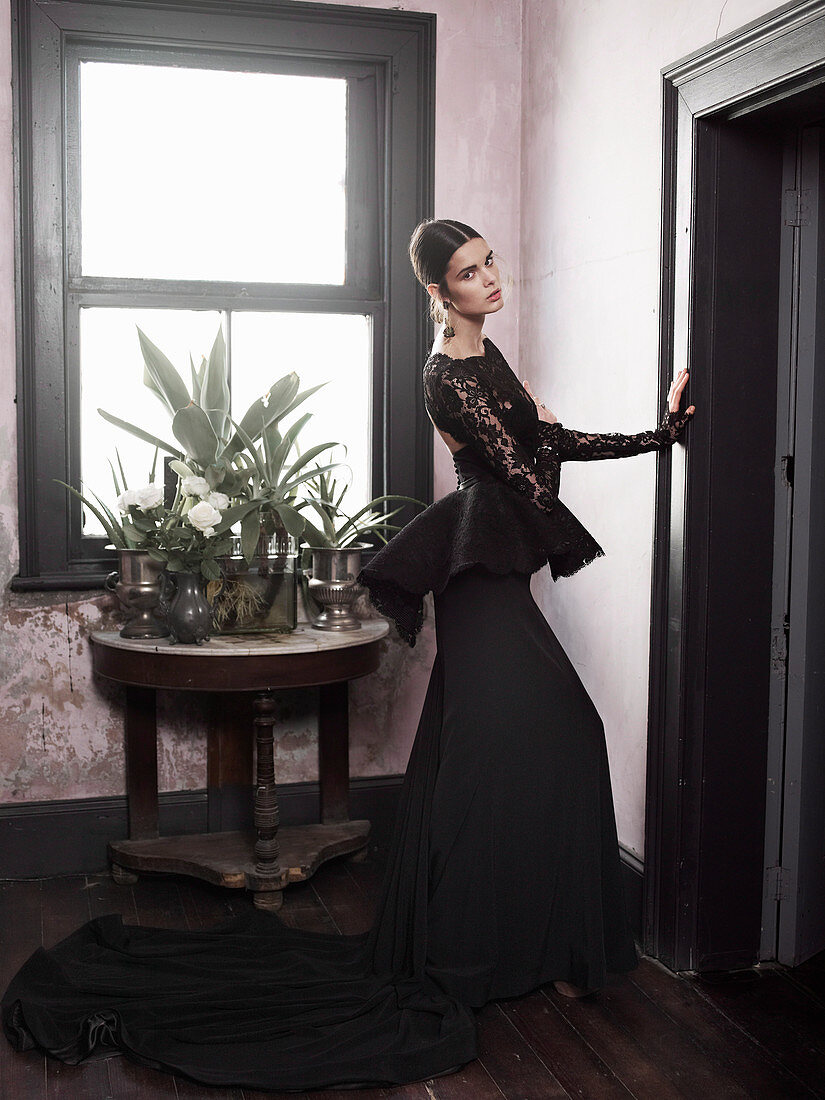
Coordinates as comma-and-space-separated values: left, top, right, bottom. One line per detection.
80, 61, 347, 283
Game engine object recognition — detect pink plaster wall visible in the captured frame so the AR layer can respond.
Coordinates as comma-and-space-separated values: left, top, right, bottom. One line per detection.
0, 0, 524, 803
519, 0, 782, 859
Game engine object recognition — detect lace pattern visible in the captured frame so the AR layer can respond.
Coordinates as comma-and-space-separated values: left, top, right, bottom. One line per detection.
358, 338, 691, 646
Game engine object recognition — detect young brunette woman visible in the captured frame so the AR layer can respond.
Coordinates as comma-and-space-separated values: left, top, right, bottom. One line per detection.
2, 220, 694, 1092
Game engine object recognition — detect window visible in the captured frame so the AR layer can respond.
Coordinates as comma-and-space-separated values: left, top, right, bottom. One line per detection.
12, 0, 434, 588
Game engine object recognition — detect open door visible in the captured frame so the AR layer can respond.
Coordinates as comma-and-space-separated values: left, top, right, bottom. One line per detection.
763, 122, 825, 967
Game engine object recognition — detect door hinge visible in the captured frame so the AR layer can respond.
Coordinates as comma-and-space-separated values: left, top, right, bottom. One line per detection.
766, 863, 790, 901
784, 189, 811, 227
781, 454, 794, 487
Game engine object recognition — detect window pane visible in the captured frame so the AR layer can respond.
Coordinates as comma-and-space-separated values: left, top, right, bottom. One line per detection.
80, 62, 347, 283
230, 313, 372, 517
80, 308, 223, 536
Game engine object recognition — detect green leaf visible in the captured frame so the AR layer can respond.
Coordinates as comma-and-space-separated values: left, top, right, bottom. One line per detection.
280, 412, 312, 453
172, 404, 220, 468
265, 413, 313, 484
210, 538, 233, 556
282, 461, 342, 495
116, 449, 129, 492
120, 519, 144, 544
107, 459, 122, 499
211, 499, 265, 536
273, 503, 306, 538
281, 440, 340, 486
189, 354, 203, 405
226, 416, 266, 482
54, 480, 126, 549
130, 512, 157, 534
200, 557, 222, 581
299, 518, 331, 548
201, 327, 231, 442
241, 507, 262, 564
309, 498, 337, 541
169, 459, 194, 480
280, 380, 330, 420
342, 494, 425, 528
137, 327, 192, 413
204, 464, 226, 490
98, 409, 184, 460
223, 373, 301, 457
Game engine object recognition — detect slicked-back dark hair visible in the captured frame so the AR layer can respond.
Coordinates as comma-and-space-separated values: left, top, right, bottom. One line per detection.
408, 219, 482, 324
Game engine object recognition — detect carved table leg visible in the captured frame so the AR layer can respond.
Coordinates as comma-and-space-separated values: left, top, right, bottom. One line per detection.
252, 692, 282, 907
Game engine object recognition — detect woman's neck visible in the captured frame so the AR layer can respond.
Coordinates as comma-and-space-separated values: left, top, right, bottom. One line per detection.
439, 314, 486, 358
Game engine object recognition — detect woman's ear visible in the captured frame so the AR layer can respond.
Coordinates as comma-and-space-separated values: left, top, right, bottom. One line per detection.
426, 283, 441, 306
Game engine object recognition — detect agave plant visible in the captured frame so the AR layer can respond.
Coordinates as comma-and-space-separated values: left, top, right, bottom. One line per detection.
299, 460, 425, 550
98, 325, 343, 564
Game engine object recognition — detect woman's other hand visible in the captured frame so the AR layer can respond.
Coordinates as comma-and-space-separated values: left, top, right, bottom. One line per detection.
668, 368, 695, 416
522, 379, 558, 424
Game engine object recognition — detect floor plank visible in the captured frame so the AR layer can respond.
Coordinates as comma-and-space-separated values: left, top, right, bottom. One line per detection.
501, 989, 636, 1099
475, 1002, 570, 1098
85, 872, 139, 925
2, 863, 824, 1099
310, 858, 376, 936
46, 1056, 111, 1100
689, 965, 825, 1096
630, 957, 814, 1098
105, 1054, 180, 1098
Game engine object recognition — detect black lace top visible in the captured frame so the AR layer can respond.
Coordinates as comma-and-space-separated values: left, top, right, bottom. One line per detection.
357, 337, 692, 646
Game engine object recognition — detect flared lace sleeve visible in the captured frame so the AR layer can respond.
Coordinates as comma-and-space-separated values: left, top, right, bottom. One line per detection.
537, 409, 694, 461
431, 367, 561, 515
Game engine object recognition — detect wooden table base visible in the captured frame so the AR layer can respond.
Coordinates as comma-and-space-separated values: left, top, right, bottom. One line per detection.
109, 820, 370, 910
91, 625, 388, 912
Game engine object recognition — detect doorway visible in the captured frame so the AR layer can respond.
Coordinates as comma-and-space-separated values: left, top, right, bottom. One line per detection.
762, 112, 825, 966
644, 4, 825, 975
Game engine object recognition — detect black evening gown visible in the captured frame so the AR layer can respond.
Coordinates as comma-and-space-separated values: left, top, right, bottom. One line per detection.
2, 338, 691, 1091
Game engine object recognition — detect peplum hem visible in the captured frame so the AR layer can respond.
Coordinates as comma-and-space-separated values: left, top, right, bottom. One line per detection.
356, 480, 604, 647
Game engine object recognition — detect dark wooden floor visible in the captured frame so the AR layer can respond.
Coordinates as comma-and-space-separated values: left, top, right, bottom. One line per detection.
1, 859, 824, 1099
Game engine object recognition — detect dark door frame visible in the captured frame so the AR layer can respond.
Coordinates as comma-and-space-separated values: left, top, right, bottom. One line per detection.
644, 0, 825, 973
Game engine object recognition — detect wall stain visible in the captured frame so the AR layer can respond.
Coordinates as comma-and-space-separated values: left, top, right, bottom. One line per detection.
64, 600, 74, 692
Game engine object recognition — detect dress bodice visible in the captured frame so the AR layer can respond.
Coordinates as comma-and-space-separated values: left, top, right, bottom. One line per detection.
357, 338, 693, 646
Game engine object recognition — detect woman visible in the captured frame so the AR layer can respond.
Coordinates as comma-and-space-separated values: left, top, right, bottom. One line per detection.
2, 220, 694, 1092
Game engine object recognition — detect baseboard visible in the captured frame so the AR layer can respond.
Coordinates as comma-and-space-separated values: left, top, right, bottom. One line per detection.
619, 842, 644, 946
0, 775, 405, 879
0, 783, 647, 944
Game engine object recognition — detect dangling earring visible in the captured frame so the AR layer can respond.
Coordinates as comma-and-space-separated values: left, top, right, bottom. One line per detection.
442, 302, 455, 339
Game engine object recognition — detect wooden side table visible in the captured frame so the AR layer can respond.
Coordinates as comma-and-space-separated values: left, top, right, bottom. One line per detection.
90, 622, 389, 910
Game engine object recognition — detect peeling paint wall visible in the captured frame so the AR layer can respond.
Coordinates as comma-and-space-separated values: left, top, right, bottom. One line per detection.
519, 0, 783, 860
0, 0, 523, 804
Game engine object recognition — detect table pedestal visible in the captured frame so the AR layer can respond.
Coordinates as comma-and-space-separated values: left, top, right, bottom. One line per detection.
92, 624, 388, 910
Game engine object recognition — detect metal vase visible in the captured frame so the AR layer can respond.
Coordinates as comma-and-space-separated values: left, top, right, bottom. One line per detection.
104, 549, 170, 639
306, 544, 369, 631
162, 571, 212, 645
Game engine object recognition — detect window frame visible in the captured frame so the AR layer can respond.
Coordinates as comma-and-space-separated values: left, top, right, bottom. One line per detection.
11, 0, 435, 590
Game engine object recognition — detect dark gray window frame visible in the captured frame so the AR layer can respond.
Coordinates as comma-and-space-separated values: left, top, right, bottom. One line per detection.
11, 0, 435, 590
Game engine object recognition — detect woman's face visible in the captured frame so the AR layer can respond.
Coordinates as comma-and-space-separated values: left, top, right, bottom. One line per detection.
429, 237, 503, 321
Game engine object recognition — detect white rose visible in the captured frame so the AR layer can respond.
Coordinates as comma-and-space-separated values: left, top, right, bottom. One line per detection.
134, 483, 163, 510
206, 491, 230, 511
187, 500, 222, 537
181, 475, 210, 498
116, 489, 139, 513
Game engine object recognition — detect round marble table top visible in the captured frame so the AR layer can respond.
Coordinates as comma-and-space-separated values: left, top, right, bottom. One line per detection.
90, 620, 389, 658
